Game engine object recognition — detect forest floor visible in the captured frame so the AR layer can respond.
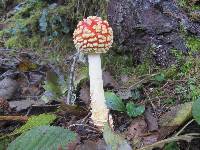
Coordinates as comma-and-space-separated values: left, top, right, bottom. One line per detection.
1, 0, 200, 150
0, 47, 200, 150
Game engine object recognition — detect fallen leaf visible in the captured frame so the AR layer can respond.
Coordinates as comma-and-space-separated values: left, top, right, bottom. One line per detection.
14, 114, 57, 134
117, 89, 132, 100
105, 92, 126, 112
192, 97, 200, 125
28, 72, 43, 85
42, 70, 67, 103
9, 99, 45, 112
125, 117, 147, 141
103, 71, 119, 89
158, 102, 193, 139
0, 97, 10, 114
158, 126, 178, 140
144, 107, 158, 131
139, 133, 199, 150
142, 133, 159, 146
0, 78, 19, 100
126, 102, 145, 117
8, 126, 79, 150
17, 53, 38, 72
22, 85, 41, 96
75, 140, 107, 150
163, 142, 179, 150
59, 102, 88, 117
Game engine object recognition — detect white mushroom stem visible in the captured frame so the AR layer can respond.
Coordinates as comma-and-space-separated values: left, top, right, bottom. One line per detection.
88, 54, 109, 128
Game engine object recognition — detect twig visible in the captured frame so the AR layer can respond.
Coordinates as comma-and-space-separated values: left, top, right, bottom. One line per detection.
0, 48, 15, 51
0, 115, 28, 122
127, 73, 159, 90
138, 133, 200, 150
66, 52, 79, 104
175, 119, 194, 136
68, 123, 100, 133
81, 112, 92, 124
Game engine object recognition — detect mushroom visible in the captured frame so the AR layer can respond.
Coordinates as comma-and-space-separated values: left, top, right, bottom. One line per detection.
73, 16, 113, 128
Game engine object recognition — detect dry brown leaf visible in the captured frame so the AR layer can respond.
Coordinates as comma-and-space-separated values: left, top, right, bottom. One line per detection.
0, 78, 19, 100
9, 99, 45, 112
117, 89, 132, 100
103, 71, 119, 89
142, 132, 159, 146
75, 140, 107, 150
0, 97, 10, 113
144, 107, 158, 131
59, 102, 88, 117
17, 53, 38, 72
126, 117, 147, 140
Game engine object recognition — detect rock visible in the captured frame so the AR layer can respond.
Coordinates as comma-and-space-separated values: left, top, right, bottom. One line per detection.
108, 0, 200, 67
0, 78, 19, 100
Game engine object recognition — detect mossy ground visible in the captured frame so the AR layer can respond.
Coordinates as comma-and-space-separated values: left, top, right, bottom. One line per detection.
0, 0, 107, 61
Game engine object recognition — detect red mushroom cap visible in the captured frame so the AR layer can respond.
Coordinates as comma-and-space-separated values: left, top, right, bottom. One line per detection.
73, 16, 113, 54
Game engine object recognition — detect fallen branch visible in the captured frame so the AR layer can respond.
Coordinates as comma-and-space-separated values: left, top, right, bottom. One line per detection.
138, 133, 200, 150
0, 115, 28, 122
175, 119, 194, 136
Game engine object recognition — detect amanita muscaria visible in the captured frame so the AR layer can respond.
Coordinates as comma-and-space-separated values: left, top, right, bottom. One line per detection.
73, 16, 113, 128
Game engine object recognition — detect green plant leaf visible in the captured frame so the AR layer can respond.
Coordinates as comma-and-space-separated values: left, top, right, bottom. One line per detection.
8, 126, 78, 150
164, 142, 180, 150
105, 92, 126, 112
126, 102, 145, 117
131, 89, 141, 100
42, 70, 67, 103
14, 114, 57, 134
103, 123, 132, 150
192, 97, 200, 125
154, 73, 165, 82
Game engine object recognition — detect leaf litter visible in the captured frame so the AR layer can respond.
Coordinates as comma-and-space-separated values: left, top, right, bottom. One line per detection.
0, 49, 200, 150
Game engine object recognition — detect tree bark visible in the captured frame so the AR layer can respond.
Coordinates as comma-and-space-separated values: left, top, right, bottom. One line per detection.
107, 0, 200, 67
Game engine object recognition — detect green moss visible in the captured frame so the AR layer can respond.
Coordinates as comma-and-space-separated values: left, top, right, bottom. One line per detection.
186, 36, 200, 52
163, 65, 178, 79
30, 35, 41, 48
0, 30, 4, 37
178, 0, 200, 10
102, 52, 135, 77
1, 0, 108, 53
102, 50, 153, 78
134, 62, 152, 76
178, 0, 187, 7
5, 35, 31, 48
5, 36, 21, 48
